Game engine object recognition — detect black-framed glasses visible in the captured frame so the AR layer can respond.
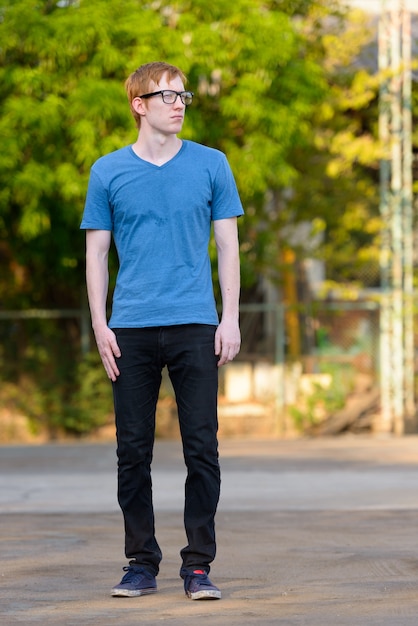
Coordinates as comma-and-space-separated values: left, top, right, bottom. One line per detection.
139, 90, 194, 106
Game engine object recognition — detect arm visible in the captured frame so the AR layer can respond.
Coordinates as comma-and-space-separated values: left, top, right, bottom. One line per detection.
85, 229, 121, 381
213, 217, 241, 367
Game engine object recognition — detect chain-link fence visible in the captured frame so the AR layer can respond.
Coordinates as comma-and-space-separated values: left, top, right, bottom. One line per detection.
0, 299, 416, 438
239, 300, 380, 374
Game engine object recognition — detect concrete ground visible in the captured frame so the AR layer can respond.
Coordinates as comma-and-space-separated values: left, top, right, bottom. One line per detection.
1, 435, 418, 625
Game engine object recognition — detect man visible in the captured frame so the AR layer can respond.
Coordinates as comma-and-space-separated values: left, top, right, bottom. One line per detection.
81, 61, 243, 601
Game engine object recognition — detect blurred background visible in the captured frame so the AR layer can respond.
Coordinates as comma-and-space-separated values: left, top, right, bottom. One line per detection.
1, 0, 417, 443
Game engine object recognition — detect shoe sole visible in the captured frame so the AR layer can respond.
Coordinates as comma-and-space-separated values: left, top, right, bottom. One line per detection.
111, 587, 157, 597
187, 590, 221, 600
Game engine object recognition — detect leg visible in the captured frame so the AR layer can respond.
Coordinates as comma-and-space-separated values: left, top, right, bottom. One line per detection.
112, 327, 163, 577
164, 324, 220, 574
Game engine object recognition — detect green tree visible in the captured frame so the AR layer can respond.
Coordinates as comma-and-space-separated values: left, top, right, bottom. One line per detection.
0, 0, 343, 310
288, 7, 384, 289
0, 0, 393, 434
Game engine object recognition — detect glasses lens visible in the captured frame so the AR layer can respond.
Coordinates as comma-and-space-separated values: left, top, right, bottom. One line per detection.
161, 91, 193, 105
161, 91, 177, 103
182, 92, 193, 105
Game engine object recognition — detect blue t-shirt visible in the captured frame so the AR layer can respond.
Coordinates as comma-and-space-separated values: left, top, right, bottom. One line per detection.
80, 140, 244, 328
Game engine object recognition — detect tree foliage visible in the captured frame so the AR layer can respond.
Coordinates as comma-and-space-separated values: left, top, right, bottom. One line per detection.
0, 0, 367, 310
1, 0, 409, 435
288, 8, 384, 288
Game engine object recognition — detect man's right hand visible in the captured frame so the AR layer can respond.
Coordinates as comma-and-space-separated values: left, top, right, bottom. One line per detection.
94, 325, 121, 382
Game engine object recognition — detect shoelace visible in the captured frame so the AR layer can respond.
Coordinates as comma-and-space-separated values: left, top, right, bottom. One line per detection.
121, 566, 150, 584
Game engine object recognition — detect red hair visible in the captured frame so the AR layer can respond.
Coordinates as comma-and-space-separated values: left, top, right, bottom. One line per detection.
125, 62, 187, 129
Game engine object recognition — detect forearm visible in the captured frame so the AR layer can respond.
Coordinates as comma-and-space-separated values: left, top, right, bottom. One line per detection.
85, 230, 111, 330
86, 257, 109, 328
216, 220, 241, 321
217, 244, 240, 322
85, 230, 120, 380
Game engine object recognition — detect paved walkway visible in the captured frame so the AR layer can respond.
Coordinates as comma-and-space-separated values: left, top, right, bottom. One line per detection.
1, 435, 418, 625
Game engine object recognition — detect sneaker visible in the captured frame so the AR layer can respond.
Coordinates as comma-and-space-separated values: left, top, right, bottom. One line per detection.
183, 569, 221, 600
111, 566, 157, 597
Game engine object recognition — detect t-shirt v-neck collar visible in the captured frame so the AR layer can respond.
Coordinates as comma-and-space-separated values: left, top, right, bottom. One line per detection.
129, 140, 186, 169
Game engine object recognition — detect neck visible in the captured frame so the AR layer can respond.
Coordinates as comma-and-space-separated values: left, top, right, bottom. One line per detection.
132, 133, 182, 166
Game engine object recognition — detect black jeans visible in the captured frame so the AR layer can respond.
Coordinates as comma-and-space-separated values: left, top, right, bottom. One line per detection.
112, 324, 220, 577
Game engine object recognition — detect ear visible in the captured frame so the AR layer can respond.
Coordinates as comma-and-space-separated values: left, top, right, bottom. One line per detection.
132, 97, 147, 116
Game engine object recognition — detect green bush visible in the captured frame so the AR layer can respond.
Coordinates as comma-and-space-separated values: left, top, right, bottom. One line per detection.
0, 318, 113, 437
66, 350, 113, 435
290, 362, 355, 432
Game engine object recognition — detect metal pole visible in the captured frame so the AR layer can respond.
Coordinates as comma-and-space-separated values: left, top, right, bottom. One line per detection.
378, 0, 393, 431
401, 5, 415, 426
378, 0, 414, 434
390, 0, 405, 434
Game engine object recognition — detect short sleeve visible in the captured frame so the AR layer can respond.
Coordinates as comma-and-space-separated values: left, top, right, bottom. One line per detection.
210, 154, 244, 221
80, 169, 113, 230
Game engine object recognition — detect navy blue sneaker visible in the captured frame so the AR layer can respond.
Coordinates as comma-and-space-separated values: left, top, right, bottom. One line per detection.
183, 569, 221, 600
111, 566, 157, 597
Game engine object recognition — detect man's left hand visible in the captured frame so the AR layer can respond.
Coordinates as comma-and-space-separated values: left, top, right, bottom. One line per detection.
214, 319, 241, 367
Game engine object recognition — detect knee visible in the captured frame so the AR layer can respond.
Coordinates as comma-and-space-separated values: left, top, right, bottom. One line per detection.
117, 439, 153, 468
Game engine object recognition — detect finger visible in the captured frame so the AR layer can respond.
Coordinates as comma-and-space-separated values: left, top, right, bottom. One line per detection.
100, 353, 117, 381
105, 360, 120, 382
110, 337, 121, 359
217, 346, 230, 367
100, 344, 121, 381
218, 342, 241, 367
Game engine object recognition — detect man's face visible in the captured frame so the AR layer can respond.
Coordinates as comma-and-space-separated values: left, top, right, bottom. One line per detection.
139, 72, 187, 136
